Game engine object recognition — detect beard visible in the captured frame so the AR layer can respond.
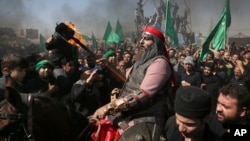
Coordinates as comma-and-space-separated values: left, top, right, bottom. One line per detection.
135, 37, 165, 68
217, 113, 241, 127
134, 45, 157, 69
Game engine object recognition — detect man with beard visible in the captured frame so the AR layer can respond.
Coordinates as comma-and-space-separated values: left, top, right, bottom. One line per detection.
24, 60, 59, 98
243, 50, 250, 73
165, 86, 222, 141
168, 48, 178, 66
214, 84, 250, 140
89, 25, 175, 141
229, 66, 249, 87
83, 55, 102, 71
201, 62, 220, 110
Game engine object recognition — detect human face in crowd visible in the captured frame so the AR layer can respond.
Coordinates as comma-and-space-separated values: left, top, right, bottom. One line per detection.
232, 54, 239, 62
123, 53, 132, 63
244, 51, 250, 60
233, 67, 242, 80
117, 61, 126, 73
116, 51, 122, 60
184, 63, 193, 72
175, 113, 205, 138
10, 67, 26, 82
96, 50, 103, 57
168, 49, 176, 58
140, 33, 154, 50
223, 52, 231, 61
134, 48, 140, 55
38, 66, 53, 79
179, 55, 185, 65
86, 57, 96, 68
63, 61, 76, 74
184, 49, 191, 56
78, 58, 84, 66
216, 93, 242, 124
126, 46, 132, 53
206, 54, 213, 62
220, 50, 225, 57
203, 66, 212, 76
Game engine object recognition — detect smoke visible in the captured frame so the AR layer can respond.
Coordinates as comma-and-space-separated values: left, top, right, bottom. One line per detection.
0, 0, 27, 30
0, 0, 249, 39
50, 0, 136, 37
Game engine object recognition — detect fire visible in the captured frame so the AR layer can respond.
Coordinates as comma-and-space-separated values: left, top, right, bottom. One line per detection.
65, 21, 87, 47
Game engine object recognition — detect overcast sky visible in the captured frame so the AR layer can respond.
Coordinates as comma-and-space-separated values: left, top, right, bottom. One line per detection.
0, 0, 249, 38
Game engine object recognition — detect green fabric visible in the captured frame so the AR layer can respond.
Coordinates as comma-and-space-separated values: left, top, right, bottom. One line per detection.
165, 0, 179, 48
103, 21, 112, 41
83, 34, 91, 41
92, 32, 98, 48
104, 50, 116, 58
39, 34, 46, 53
107, 31, 120, 44
212, 0, 231, 51
115, 20, 124, 41
199, 0, 231, 61
35, 60, 54, 71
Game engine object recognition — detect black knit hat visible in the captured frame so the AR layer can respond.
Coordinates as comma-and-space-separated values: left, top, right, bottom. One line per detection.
174, 86, 212, 118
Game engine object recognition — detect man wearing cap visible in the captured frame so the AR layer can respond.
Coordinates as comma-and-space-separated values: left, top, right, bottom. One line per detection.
179, 56, 202, 88
24, 60, 59, 98
164, 86, 222, 141
90, 25, 175, 140
104, 49, 117, 67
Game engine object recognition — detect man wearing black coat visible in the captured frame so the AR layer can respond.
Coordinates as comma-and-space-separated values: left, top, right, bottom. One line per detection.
164, 86, 222, 141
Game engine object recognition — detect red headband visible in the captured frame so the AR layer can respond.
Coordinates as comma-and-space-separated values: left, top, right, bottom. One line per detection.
142, 26, 165, 43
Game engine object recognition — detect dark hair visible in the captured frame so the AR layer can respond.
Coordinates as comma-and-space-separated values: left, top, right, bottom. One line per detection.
179, 53, 186, 58
244, 50, 250, 55
219, 84, 250, 109
1, 53, 29, 70
204, 62, 215, 71
60, 57, 74, 65
207, 51, 214, 59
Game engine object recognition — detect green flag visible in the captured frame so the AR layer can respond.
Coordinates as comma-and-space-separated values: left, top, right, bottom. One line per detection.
103, 21, 112, 41
92, 32, 98, 48
39, 34, 46, 53
107, 31, 120, 44
115, 20, 124, 41
165, 0, 179, 48
83, 34, 91, 41
199, 0, 231, 60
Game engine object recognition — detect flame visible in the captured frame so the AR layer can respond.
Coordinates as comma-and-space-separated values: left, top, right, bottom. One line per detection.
65, 21, 87, 47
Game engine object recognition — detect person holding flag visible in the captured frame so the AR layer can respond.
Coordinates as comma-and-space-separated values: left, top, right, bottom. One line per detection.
199, 0, 231, 61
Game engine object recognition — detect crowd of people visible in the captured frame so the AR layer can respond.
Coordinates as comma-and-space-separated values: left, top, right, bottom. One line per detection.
0, 22, 250, 141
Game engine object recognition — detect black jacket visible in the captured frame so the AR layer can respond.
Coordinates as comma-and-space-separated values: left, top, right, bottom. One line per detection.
165, 116, 223, 141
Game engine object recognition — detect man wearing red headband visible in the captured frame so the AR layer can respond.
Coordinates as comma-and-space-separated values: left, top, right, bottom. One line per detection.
90, 25, 175, 141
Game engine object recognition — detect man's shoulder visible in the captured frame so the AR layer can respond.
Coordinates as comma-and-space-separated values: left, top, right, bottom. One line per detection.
165, 116, 177, 130
151, 56, 171, 65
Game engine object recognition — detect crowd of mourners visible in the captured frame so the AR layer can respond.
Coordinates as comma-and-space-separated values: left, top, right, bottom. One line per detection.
0, 31, 250, 140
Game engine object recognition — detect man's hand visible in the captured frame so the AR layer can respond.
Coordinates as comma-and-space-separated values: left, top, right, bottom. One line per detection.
89, 105, 108, 121
86, 69, 98, 84
181, 81, 190, 86
46, 83, 58, 96
96, 58, 107, 68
